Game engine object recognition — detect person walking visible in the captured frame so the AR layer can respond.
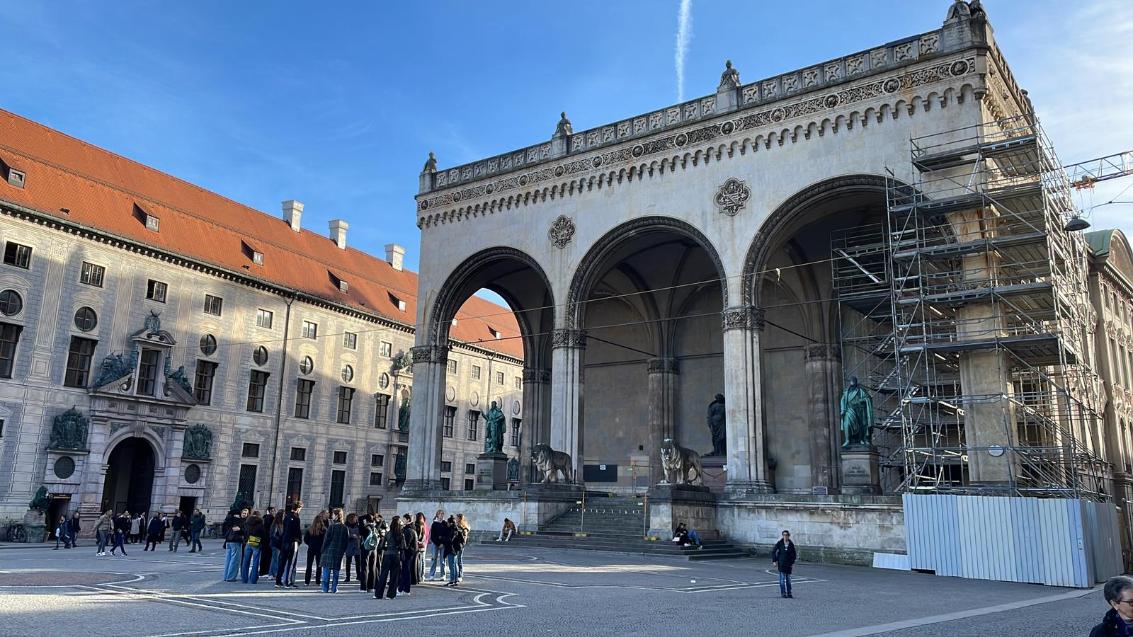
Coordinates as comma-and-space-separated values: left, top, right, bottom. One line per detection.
375, 516, 404, 599
260, 506, 276, 578
303, 514, 326, 586
94, 509, 113, 556
69, 511, 81, 548
275, 501, 303, 588
428, 510, 448, 581
343, 513, 361, 583
144, 513, 164, 551
54, 515, 70, 550
168, 511, 183, 551
320, 509, 348, 593
398, 513, 419, 595
241, 512, 265, 584
189, 509, 206, 553
771, 529, 798, 599
111, 512, 130, 555
1092, 575, 1133, 636
223, 511, 246, 582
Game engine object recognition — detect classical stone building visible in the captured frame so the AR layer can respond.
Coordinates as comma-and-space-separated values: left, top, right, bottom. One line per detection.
402, 1, 1127, 566
0, 108, 523, 531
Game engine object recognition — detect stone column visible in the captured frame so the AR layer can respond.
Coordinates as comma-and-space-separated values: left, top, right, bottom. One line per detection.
647, 357, 679, 485
805, 344, 840, 492
403, 344, 448, 493
721, 306, 771, 495
549, 329, 586, 482
521, 368, 551, 485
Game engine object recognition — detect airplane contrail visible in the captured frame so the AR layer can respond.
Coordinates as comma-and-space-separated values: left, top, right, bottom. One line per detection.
675, 0, 692, 102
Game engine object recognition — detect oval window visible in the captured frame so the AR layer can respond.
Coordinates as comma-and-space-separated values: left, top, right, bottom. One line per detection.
253, 346, 269, 366
185, 464, 201, 484
200, 334, 217, 356
299, 356, 314, 375
342, 365, 354, 383
0, 289, 22, 316
74, 306, 97, 332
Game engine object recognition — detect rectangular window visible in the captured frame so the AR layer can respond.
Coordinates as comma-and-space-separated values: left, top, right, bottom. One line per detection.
441, 461, 452, 472
337, 386, 355, 424
286, 467, 303, 501
295, 379, 314, 419
302, 320, 318, 339
467, 410, 479, 441
290, 447, 306, 462
440, 477, 450, 490
511, 418, 522, 447
496, 371, 504, 385
256, 308, 273, 329
515, 376, 522, 390
146, 279, 167, 303
371, 454, 384, 467
343, 332, 357, 350
380, 341, 392, 358
369, 472, 383, 486
333, 450, 348, 465
465, 463, 475, 475
238, 464, 258, 498
472, 365, 481, 380
443, 406, 456, 438
0, 323, 21, 379
204, 294, 223, 316
137, 348, 160, 396
329, 470, 346, 508
373, 394, 390, 429
64, 336, 97, 388
464, 478, 475, 491
247, 370, 269, 412
79, 262, 105, 287
3, 242, 31, 269
241, 443, 260, 458
193, 360, 218, 405
448, 359, 457, 375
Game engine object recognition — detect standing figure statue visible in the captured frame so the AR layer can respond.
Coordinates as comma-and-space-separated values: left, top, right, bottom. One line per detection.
398, 400, 411, 432
484, 401, 506, 454
706, 394, 726, 456
840, 376, 874, 449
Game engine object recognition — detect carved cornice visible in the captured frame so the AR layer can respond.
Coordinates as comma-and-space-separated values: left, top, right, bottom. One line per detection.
416, 53, 978, 228
722, 306, 765, 332
804, 344, 841, 361
551, 329, 587, 350
522, 368, 551, 384
647, 357, 680, 375
409, 344, 448, 365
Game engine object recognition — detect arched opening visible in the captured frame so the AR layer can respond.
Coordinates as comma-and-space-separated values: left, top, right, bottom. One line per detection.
745, 176, 891, 493
102, 438, 156, 514
570, 218, 726, 489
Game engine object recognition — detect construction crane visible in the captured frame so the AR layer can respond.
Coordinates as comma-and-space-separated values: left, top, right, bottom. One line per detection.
1061, 150, 1133, 230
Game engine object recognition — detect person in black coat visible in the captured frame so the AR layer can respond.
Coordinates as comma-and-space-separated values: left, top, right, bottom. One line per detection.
770, 530, 798, 599
375, 517, 403, 599
398, 513, 418, 594
145, 513, 164, 551
1092, 575, 1133, 637
275, 502, 303, 588
260, 507, 276, 577
428, 510, 449, 581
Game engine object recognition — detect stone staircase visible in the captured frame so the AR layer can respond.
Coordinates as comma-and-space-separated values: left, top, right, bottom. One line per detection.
480, 493, 751, 561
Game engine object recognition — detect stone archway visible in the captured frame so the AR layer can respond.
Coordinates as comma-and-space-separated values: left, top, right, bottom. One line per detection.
102, 437, 156, 514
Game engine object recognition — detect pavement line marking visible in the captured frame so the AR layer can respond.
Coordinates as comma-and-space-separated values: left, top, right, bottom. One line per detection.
808, 585, 1101, 637
101, 583, 330, 621
150, 623, 298, 637
78, 584, 307, 624
203, 605, 526, 637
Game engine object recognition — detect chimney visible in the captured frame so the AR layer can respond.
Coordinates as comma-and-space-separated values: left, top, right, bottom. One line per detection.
385, 244, 406, 271
329, 219, 348, 249
282, 200, 303, 232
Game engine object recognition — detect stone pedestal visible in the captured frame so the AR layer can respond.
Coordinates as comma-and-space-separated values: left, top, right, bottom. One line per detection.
840, 447, 880, 495
22, 510, 47, 543
647, 483, 718, 540
475, 453, 509, 491
701, 456, 726, 495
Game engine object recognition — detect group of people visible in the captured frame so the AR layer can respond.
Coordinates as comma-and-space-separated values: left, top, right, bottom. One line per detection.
217, 503, 473, 599
87, 508, 207, 556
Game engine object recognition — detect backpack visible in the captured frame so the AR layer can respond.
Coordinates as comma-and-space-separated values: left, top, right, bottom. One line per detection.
362, 529, 377, 552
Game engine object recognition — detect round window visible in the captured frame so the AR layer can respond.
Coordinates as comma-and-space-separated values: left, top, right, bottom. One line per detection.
200, 334, 217, 356
342, 365, 354, 383
378, 373, 390, 389
74, 306, 97, 332
253, 346, 269, 366
299, 356, 314, 375
0, 290, 22, 316
185, 463, 201, 484
53, 456, 75, 480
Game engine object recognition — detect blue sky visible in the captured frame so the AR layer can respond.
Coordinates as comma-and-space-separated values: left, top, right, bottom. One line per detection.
1, 1, 1131, 272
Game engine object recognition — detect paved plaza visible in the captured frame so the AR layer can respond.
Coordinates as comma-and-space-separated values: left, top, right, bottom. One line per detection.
0, 540, 1107, 636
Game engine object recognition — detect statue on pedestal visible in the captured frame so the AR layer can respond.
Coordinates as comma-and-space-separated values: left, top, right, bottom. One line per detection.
706, 394, 726, 456
718, 60, 741, 90
532, 444, 573, 484
398, 400, 411, 432
660, 438, 704, 486
840, 376, 874, 449
29, 486, 50, 512
483, 401, 506, 454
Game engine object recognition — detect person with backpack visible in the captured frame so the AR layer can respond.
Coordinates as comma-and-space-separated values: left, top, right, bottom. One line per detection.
428, 509, 448, 581
398, 513, 419, 595
357, 514, 375, 591
444, 515, 468, 587
303, 514, 326, 586
343, 513, 361, 583
241, 512, 265, 584
320, 509, 348, 593
771, 529, 798, 599
363, 516, 385, 593
375, 516, 403, 599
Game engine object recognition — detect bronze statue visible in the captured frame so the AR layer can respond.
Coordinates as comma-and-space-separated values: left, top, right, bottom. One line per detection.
483, 401, 506, 454
660, 438, 704, 486
29, 486, 50, 512
718, 60, 741, 90
398, 400, 411, 432
706, 394, 726, 456
182, 424, 213, 460
49, 407, 89, 451
554, 112, 573, 138
422, 151, 437, 173
840, 376, 874, 448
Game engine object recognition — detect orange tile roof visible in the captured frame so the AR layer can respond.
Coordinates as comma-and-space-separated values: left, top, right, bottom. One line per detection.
0, 108, 524, 360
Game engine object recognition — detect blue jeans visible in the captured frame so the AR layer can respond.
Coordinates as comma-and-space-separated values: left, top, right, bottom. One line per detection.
456, 549, 464, 579
224, 543, 242, 581
96, 530, 108, 554
688, 530, 702, 546
321, 566, 340, 593
268, 547, 280, 577
241, 546, 261, 583
446, 552, 460, 583
428, 543, 446, 578
191, 529, 203, 552
778, 571, 792, 596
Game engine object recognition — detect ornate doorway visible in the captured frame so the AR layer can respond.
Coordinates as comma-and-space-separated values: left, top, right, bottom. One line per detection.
102, 438, 156, 514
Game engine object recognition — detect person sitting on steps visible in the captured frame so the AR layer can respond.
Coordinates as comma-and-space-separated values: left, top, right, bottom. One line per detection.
673, 522, 703, 549
495, 518, 516, 542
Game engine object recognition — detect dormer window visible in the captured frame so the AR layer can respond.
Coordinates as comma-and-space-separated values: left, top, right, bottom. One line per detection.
329, 271, 349, 293
145, 214, 160, 232
388, 292, 406, 312
253, 251, 264, 265
488, 326, 501, 340
242, 241, 264, 266
6, 168, 24, 188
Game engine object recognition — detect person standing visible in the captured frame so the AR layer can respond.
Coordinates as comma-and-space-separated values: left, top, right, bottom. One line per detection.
444, 515, 467, 587
1092, 575, 1133, 636
428, 510, 448, 581
343, 513, 361, 583
129, 514, 141, 544
303, 515, 326, 586
320, 509, 348, 593
260, 506, 276, 577
109, 514, 128, 556
145, 513, 164, 551
69, 511, 81, 548
223, 511, 246, 582
241, 513, 265, 584
771, 529, 797, 599
94, 509, 113, 556
361, 516, 381, 592
413, 512, 428, 584
398, 514, 418, 595
168, 511, 183, 551
189, 509, 206, 553
275, 501, 302, 588
453, 514, 470, 583
375, 516, 403, 599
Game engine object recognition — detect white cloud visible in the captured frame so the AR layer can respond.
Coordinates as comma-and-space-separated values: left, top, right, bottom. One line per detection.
675, 0, 693, 102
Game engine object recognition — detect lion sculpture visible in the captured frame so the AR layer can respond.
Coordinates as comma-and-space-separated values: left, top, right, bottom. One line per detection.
660, 438, 703, 486
532, 444, 573, 484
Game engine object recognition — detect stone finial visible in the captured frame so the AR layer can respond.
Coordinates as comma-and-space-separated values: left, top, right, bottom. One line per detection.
422, 151, 437, 174
719, 59, 741, 90
553, 112, 573, 138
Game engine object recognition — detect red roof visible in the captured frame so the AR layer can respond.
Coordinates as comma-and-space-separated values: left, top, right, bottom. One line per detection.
0, 108, 523, 359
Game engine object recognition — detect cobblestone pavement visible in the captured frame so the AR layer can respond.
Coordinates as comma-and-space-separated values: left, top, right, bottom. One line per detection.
0, 539, 1107, 636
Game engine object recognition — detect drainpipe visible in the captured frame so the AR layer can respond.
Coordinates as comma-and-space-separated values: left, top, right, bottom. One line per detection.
266, 293, 296, 505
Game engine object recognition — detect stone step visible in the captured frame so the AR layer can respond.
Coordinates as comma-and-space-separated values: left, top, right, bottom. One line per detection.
480, 535, 751, 560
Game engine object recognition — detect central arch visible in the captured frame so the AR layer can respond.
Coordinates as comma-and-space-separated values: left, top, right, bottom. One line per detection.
102, 437, 156, 514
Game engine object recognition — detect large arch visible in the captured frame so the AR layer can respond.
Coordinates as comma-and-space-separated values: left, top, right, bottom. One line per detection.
102, 437, 158, 514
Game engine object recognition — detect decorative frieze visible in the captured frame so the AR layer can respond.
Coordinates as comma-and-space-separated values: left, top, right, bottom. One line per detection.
647, 357, 680, 374
804, 344, 841, 361
409, 344, 448, 365
551, 329, 588, 350
722, 306, 765, 332
522, 368, 551, 384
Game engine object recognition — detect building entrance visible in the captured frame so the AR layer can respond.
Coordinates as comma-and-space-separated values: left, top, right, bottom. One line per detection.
102, 438, 156, 514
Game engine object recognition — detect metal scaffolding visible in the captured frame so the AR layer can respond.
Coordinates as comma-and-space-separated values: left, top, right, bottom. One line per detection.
834, 115, 1109, 499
